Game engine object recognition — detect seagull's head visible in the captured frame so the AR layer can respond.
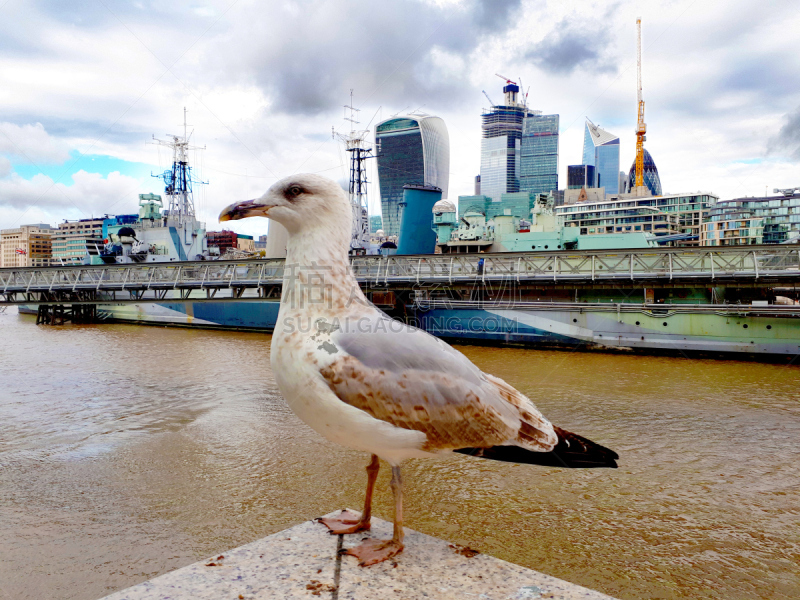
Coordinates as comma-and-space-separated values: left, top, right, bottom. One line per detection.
218, 174, 350, 234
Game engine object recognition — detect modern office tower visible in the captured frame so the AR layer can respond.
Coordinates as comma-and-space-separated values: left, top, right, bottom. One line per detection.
474, 175, 481, 195
625, 148, 662, 196
369, 215, 383, 233
480, 82, 536, 201
582, 119, 620, 194
374, 114, 450, 238
519, 113, 559, 194
567, 165, 596, 189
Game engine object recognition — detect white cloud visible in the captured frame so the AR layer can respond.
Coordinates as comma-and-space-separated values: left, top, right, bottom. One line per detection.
0, 122, 70, 164
0, 170, 144, 222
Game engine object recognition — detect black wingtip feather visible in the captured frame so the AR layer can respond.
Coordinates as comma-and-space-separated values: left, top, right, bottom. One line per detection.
455, 426, 618, 469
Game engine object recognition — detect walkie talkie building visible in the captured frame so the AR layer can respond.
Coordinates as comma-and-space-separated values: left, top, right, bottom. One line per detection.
374, 115, 449, 238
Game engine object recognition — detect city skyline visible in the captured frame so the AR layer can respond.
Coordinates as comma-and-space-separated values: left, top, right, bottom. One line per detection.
0, 1, 799, 237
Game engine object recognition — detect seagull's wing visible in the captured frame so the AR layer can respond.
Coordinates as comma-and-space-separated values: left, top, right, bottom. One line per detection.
321, 315, 557, 452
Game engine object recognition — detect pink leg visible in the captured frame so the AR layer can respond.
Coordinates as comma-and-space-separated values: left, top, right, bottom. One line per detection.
318, 455, 380, 535
344, 465, 405, 567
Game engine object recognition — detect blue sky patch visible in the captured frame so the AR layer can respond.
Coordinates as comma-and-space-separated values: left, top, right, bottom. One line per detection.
10, 151, 155, 184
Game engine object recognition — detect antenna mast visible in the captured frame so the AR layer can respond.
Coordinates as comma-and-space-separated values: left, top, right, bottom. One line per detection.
634, 17, 647, 190
151, 107, 206, 225
332, 90, 372, 254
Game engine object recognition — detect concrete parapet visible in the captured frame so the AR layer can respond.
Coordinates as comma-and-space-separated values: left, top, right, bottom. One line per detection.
100, 510, 617, 600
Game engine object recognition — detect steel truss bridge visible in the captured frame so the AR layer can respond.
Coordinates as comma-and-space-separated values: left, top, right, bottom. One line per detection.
2, 246, 800, 306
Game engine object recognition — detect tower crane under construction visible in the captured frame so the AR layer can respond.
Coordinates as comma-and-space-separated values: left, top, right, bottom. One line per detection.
634, 17, 647, 192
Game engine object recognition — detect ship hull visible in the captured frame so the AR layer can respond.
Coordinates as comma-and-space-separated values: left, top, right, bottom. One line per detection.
76, 299, 800, 356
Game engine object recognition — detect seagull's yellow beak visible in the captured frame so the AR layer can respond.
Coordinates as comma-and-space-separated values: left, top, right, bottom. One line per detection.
218, 199, 263, 222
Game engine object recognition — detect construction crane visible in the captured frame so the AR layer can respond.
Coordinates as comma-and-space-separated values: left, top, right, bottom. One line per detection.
519, 76, 530, 109
495, 73, 516, 85
494, 73, 520, 105
482, 90, 495, 107
634, 17, 647, 190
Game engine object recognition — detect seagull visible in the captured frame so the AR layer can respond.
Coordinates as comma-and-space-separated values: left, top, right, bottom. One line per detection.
219, 174, 618, 567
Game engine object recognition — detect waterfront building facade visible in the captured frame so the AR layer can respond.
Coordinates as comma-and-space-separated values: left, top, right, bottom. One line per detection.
711, 191, 800, 244
207, 230, 238, 254
374, 114, 450, 238
519, 113, 559, 194
207, 230, 256, 254
556, 192, 717, 242
557, 198, 677, 237
0, 224, 53, 268
51, 218, 105, 265
701, 205, 764, 246
236, 234, 255, 253
582, 119, 620, 194
625, 148, 662, 196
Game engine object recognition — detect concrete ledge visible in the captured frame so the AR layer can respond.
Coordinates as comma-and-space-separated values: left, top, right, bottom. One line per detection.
101, 510, 618, 600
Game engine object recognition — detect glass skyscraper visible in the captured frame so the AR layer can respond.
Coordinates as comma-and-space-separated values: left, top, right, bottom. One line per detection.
519, 113, 559, 195
567, 164, 595, 189
374, 115, 449, 238
479, 83, 536, 202
625, 148, 663, 196
582, 119, 620, 194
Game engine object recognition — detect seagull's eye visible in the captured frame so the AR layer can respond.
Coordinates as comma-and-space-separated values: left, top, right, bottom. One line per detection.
286, 185, 304, 199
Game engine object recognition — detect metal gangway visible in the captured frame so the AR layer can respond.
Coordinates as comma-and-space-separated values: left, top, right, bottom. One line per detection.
2, 246, 800, 306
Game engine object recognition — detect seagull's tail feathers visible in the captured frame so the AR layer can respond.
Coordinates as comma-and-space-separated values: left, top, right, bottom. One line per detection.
454, 426, 618, 469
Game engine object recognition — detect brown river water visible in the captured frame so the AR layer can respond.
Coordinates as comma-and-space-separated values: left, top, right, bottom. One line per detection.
0, 306, 798, 600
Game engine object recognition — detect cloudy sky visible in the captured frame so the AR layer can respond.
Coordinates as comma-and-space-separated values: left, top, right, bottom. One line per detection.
1, 0, 799, 237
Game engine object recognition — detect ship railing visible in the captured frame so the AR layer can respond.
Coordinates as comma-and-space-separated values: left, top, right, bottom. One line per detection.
415, 298, 800, 316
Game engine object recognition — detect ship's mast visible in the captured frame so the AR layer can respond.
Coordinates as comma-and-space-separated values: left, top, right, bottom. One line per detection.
333, 90, 372, 254
151, 107, 207, 225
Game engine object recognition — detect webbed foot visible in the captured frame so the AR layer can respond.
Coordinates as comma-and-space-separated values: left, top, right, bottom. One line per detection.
317, 510, 371, 535
344, 538, 404, 567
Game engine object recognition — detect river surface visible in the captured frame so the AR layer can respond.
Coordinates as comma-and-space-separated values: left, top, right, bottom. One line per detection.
0, 306, 798, 600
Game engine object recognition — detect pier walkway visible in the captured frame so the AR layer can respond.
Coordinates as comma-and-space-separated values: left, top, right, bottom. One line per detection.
99, 510, 618, 600
2, 245, 800, 306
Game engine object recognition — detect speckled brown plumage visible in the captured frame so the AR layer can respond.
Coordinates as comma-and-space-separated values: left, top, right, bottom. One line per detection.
319, 354, 556, 453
